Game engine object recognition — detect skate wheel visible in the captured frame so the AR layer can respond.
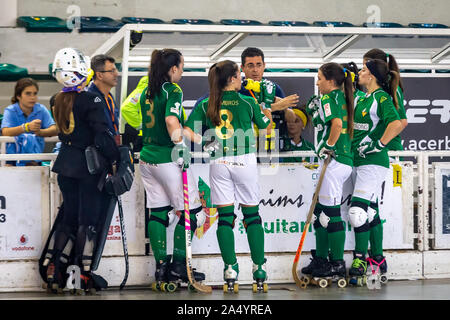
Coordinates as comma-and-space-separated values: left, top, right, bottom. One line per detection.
166, 282, 177, 293
318, 278, 328, 288
380, 275, 388, 284
357, 276, 367, 287
160, 282, 167, 292
252, 283, 257, 293
337, 278, 347, 288
233, 283, 239, 293
300, 276, 310, 285
300, 281, 308, 289
263, 283, 268, 293
223, 284, 228, 293
187, 283, 196, 292
75, 289, 84, 296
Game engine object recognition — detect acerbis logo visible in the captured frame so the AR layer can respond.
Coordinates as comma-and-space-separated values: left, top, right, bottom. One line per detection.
405, 100, 450, 124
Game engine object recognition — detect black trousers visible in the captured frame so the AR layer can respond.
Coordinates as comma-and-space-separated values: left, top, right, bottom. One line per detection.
57, 174, 104, 228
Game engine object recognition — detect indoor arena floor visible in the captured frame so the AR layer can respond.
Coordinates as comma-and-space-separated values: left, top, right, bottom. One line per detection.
1, 278, 449, 300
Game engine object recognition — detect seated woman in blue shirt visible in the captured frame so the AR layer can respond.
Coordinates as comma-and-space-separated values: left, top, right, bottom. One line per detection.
1, 78, 57, 165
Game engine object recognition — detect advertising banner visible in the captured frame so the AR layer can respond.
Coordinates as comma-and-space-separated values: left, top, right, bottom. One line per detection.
160, 162, 414, 255
0, 167, 49, 260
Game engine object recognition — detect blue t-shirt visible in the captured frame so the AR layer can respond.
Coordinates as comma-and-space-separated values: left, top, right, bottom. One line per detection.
1, 102, 55, 153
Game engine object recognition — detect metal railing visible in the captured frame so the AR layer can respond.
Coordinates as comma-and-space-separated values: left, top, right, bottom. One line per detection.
0, 144, 449, 251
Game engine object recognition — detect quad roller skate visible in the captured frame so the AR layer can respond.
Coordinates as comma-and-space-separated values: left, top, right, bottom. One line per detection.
348, 252, 368, 286
252, 259, 268, 293
165, 260, 206, 293
151, 260, 170, 292
366, 255, 388, 290
43, 261, 65, 294
223, 263, 239, 293
299, 250, 322, 288
69, 269, 100, 295
308, 258, 347, 288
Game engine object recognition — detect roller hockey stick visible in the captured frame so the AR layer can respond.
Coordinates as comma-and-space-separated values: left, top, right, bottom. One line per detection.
117, 196, 129, 290
292, 156, 331, 288
182, 169, 212, 293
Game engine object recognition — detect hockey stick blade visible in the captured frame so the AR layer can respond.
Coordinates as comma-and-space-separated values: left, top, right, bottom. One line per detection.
182, 169, 212, 293
117, 196, 129, 290
292, 156, 331, 288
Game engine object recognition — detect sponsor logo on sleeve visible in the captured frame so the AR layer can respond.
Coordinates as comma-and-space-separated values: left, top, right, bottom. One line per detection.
324, 103, 332, 117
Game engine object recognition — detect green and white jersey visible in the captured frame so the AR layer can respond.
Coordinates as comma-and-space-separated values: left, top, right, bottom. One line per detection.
386, 87, 406, 151
354, 89, 366, 100
140, 82, 184, 164
281, 137, 317, 163
317, 89, 353, 167
353, 88, 401, 168
185, 90, 270, 159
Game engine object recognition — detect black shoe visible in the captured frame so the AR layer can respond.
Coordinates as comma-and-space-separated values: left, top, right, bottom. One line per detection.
301, 250, 321, 275
329, 260, 346, 278
367, 255, 387, 274
311, 257, 331, 278
169, 260, 205, 282
155, 260, 170, 283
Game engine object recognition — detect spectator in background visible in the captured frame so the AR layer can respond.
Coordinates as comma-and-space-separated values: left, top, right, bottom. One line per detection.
88, 54, 120, 145
1, 78, 57, 166
281, 107, 317, 163
119, 76, 148, 152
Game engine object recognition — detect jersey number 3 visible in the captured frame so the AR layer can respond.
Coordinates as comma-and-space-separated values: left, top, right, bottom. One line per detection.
145, 99, 155, 129
215, 110, 234, 140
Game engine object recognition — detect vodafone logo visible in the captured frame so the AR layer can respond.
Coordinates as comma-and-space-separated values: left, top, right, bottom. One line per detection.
19, 234, 28, 245
11, 234, 35, 251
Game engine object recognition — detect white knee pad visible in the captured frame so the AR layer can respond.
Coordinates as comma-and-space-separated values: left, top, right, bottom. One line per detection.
196, 209, 207, 228
168, 210, 177, 226
319, 211, 330, 228
348, 206, 368, 228
367, 206, 377, 223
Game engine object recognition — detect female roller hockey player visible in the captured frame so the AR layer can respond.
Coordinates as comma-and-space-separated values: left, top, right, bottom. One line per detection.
300, 62, 354, 287
47, 48, 120, 293
138, 48, 207, 292
348, 59, 404, 285
361, 49, 408, 278
184, 60, 271, 293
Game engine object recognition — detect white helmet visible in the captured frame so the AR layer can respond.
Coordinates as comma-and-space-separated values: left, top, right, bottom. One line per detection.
52, 48, 91, 88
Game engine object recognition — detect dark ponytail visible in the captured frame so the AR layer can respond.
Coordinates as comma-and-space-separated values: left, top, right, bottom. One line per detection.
319, 62, 354, 138
365, 59, 400, 110
341, 61, 362, 92
147, 48, 182, 100
207, 60, 239, 126
363, 48, 404, 92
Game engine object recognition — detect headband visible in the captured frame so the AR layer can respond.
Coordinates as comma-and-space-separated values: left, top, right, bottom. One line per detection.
365, 60, 386, 84
293, 108, 308, 127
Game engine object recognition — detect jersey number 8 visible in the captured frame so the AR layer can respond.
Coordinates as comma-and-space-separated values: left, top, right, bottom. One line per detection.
215, 110, 234, 140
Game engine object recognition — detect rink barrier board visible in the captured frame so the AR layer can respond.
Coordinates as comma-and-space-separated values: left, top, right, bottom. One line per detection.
0, 151, 449, 290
